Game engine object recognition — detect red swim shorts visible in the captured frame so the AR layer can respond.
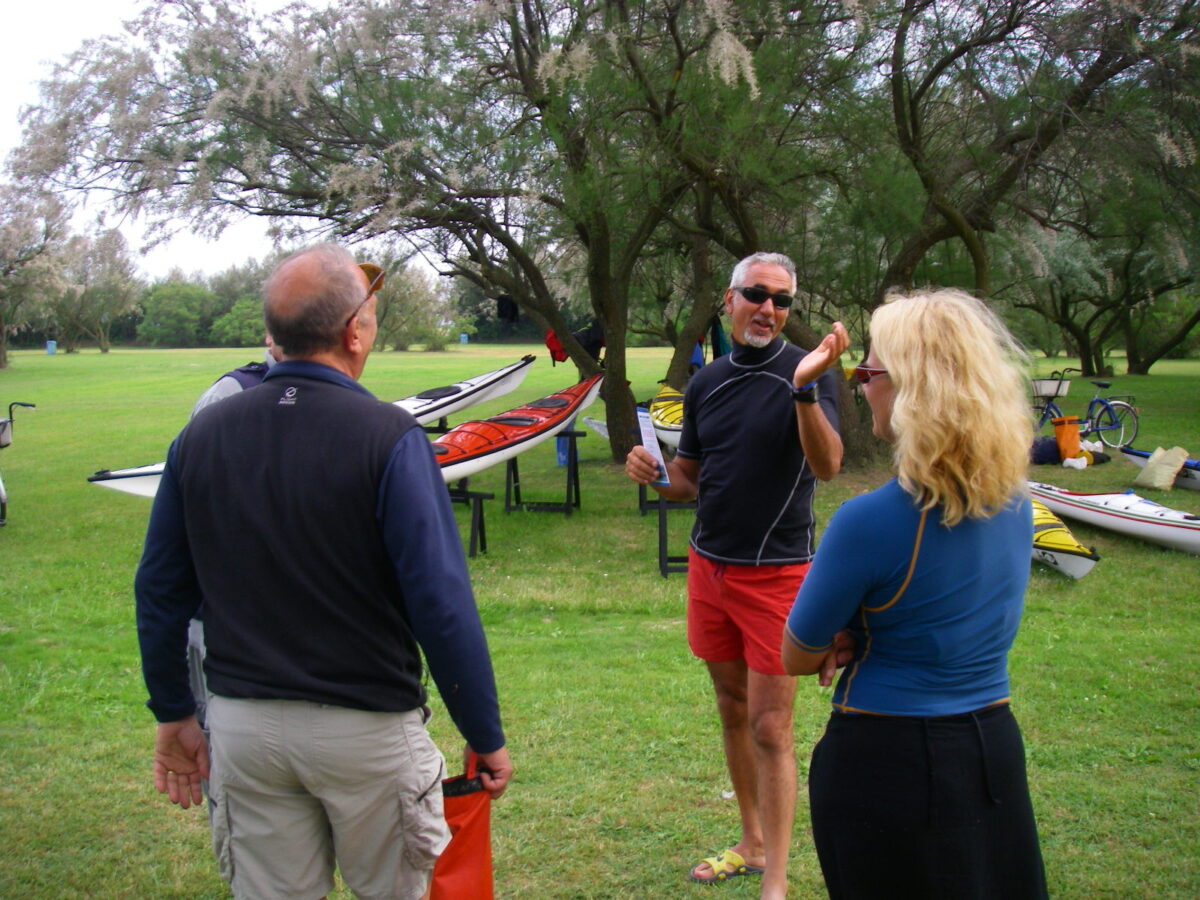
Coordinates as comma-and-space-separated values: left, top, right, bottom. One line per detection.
686, 548, 811, 676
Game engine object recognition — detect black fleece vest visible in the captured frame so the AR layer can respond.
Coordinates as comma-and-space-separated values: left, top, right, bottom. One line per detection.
175, 373, 429, 712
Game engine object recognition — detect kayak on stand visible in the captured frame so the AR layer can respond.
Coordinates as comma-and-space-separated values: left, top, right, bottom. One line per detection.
1028, 480, 1200, 556
1119, 446, 1200, 492
433, 374, 604, 483
647, 383, 683, 448
1031, 497, 1099, 578
395, 355, 535, 425
88, 358, 540, 499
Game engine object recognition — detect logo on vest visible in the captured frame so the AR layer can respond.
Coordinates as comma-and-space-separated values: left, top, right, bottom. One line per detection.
279, 386, 298, 406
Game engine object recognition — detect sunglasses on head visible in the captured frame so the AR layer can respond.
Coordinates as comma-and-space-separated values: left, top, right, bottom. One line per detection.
345, 263, 386, 328
733, 285, 794, 310
359, 263, 385, 295
853, 364, 888, 385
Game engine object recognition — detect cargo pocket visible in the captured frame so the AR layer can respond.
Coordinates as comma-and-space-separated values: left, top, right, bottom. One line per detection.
209, 783, 236, 884
401, 759, 450, 870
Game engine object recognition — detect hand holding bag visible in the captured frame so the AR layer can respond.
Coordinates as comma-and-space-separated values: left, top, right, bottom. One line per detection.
430, 750, 493, 900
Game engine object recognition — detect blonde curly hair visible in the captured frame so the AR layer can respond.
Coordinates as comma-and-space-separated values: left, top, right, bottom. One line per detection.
871, 288, 1032, 526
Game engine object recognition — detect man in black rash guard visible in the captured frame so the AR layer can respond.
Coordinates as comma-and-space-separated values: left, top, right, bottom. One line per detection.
135, 243, 512, 900
626, 252, 847, 900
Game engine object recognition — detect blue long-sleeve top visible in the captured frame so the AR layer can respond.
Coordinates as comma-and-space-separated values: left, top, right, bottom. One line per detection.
135, 361, 505, 753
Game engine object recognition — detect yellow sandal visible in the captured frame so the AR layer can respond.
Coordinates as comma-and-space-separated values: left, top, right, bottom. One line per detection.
688, 848, 765, 884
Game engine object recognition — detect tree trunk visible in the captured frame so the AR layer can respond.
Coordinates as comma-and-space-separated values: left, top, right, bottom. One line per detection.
1125, 304, 1200, 374
662, 236, 720, 390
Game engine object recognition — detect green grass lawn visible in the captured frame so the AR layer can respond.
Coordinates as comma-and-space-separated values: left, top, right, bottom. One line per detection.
1, 346, 1197, 898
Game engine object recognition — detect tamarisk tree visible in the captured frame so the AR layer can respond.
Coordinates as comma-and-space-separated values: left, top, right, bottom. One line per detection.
15, 0, 870, 456
872, 0, 1200, 302
0, 185, 68, 367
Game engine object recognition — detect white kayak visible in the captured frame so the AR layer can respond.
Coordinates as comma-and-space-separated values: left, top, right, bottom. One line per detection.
88, 358, 540, 499
1031, 498, 1099, 578
1120, 446, 1200, 492
394, 355, 535, 425
1028, 481, 1200, 556
87, 463, 165, 498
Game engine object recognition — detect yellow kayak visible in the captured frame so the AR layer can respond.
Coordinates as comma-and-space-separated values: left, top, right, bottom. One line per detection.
648, 383, 684, 448
1031, 497, 1100, 578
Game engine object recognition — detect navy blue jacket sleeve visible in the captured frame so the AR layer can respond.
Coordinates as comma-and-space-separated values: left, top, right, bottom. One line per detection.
377, 428, 506, 754
134, 439, 204, 722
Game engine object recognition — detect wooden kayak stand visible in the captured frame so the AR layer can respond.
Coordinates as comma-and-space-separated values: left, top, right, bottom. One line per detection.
637, 483, 696, 578
446, 479, 493, 558
504, 429, 585, 516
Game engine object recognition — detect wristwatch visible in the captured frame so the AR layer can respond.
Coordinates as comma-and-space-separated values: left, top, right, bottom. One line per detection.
792, 381, 819, 404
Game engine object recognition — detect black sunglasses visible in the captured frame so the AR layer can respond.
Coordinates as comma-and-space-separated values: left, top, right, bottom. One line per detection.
733, 285, 794, 310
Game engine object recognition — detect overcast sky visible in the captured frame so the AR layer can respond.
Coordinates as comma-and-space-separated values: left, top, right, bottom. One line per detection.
2, 0, 281, 280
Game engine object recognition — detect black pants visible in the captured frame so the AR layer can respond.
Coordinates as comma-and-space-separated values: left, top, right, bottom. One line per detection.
808, 704, 1048, 900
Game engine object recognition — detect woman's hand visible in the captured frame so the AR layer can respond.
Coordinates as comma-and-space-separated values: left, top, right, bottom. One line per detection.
818, 630, 857, 687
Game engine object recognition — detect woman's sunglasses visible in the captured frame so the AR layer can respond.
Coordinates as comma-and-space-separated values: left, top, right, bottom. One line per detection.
853, 365, 888, 385
733, 285, 794, 310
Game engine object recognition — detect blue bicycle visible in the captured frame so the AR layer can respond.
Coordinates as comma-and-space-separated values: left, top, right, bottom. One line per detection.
1031, 368, 1138, 449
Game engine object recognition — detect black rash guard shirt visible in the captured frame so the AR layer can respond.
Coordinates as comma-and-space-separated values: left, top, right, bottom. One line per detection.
676, 338, 841, 565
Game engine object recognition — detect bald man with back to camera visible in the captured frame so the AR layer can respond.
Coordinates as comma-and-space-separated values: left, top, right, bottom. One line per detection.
135, 243, 512, 900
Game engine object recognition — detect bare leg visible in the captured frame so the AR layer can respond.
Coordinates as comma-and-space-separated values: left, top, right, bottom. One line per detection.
746, 669, 798, 900
696, 661, 798, 897
691, 657, 763, 883
705, 659, 765, 868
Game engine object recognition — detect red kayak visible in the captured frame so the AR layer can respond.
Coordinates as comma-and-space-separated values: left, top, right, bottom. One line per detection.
433, 374, 604, 483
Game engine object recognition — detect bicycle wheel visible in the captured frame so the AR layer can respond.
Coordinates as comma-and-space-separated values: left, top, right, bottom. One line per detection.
1093, 400, 1139, 448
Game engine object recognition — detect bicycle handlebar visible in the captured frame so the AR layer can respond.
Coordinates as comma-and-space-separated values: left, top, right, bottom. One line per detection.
1048, 367, 1080, 380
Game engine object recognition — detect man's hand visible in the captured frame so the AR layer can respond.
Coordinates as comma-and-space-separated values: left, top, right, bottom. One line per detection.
153, 716, 210, 809
626, 445, 699, 501
624, 445, 663, 486
475, 746, 514, 800
793, 321, 851, 388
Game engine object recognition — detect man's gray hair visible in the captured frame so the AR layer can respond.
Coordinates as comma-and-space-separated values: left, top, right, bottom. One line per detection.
263, 244, 364, 357
729, 252, 797, 294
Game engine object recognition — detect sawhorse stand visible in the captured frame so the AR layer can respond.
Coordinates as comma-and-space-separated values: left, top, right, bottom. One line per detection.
653, 493, 696, 577
446, 479, 492, 558
636, 473, 695, 577
505, 430, 584, 515
637, 482, 656, 515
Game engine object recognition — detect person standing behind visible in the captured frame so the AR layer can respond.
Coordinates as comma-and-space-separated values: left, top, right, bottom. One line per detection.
136, 244, 512, 900
190, 334, 280, 418
782, 287, 1047, 899
185, 329, 286, 734
626, 252, 848, 899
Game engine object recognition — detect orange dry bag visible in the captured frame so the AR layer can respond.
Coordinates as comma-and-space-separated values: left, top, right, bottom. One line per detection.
1052, 416, 1081, 461
430, 751, 493, 900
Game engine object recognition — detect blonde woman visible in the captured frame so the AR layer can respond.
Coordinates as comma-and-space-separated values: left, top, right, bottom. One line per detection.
782, 288, 1047, 899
